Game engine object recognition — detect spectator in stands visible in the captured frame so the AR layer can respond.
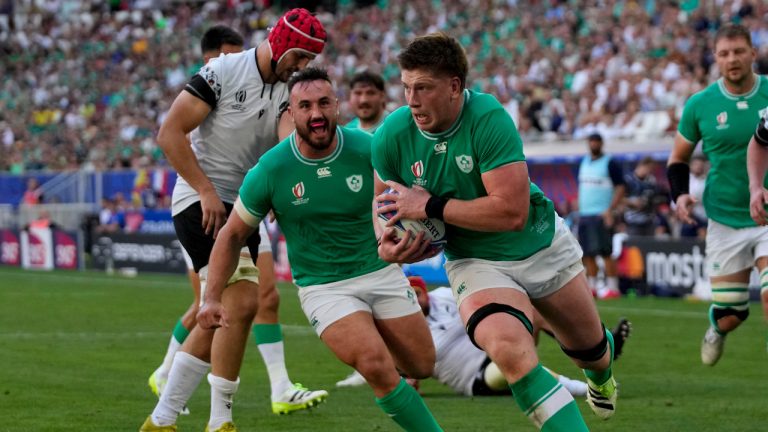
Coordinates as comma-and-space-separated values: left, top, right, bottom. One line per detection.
96, 198, 122, 233
20, 177, 42, 206
623, 157, 664, 236
2, 1, 767, 174
26, 209, 57, 230
577, 133, 624, 299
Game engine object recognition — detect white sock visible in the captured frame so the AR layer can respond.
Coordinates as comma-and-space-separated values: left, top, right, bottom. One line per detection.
558, 374, 588, 397
156, 336, 182, 381
587, 276, 598, 291
208, 374, 240, 429
151, 352, 210, 426
258, 341, 293, 399
606, 276, 619, 292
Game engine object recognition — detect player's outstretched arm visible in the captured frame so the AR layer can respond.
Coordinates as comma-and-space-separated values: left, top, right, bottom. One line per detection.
198, 209, 258, 329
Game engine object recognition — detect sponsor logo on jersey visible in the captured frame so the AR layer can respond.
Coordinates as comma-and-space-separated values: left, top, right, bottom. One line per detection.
455, 155, 474, 173
434, 141, 447, 154
317, 167, 332, 178
716, 111, 729, 130
346, 174, 363, 192
232, 89, 248, 111
736, 101, 749, 110
258, 108, 266, 119
411, 161, 428, 186
310, 316, 319, 328
291, 182, 309, 205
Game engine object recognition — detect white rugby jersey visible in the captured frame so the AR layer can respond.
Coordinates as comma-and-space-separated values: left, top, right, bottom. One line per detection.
427, 287, 487, 396
172, 47, 289, 215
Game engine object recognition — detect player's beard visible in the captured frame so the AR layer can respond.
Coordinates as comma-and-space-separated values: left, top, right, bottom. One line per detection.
357, 104, 380, 122
297, 116, 337, 151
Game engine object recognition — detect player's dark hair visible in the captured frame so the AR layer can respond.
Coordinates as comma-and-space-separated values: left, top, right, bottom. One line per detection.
714, 23, 752, 48
350, 71, 385, 91
398, 32, 468, 89
287, 67, 331, 93
201, 25, 244, 53
587, 133, 603, 143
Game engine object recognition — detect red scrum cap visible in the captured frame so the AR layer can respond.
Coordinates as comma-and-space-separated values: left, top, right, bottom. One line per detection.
268, 8, 327, 67
407, 276, 427, 293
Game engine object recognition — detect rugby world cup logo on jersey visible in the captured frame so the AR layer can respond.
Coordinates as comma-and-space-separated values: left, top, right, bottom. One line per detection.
232, 89, 247, 111
411, 161, 428, 186
455, 155, 474, 173
716, 112, 729, 130
346, 175, 363, 192
291, 182, 309, 205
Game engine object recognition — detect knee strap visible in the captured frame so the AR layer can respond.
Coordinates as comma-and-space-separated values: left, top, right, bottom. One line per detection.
710, 305, 749, 325
465, 303, 533, 350
561, 324, 608, 362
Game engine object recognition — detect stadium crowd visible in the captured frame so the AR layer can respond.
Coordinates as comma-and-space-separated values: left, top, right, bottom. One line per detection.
1, 0, 767, 173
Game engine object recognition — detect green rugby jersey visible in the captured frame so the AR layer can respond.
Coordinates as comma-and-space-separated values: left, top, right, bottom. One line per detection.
345, 112, 388, 135
236, 126, 388, 286
678, 75, 768, 228
372, 90, 555, 261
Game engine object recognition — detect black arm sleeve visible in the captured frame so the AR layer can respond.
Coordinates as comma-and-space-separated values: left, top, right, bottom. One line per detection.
667, 162, 690, 202
607, 159, 625, 186
184, 74, 217, 110
755, 114, 768, 147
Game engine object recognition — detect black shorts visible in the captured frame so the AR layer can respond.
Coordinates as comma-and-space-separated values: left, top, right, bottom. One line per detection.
470, 357, 511, 396
173, 201, 261, 272
577, 215, 612, 257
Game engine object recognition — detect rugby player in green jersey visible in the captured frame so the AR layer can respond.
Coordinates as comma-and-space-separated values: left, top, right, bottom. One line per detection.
346, 70, 389, 134
668, 23, 768, 366
198, 67, 443, 432
372, 32, 618, 431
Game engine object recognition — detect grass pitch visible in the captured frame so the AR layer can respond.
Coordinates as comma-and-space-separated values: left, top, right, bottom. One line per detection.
0, 267, 765, 431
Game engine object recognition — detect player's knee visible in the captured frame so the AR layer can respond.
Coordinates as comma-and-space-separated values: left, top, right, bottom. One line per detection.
711, 283, 750, 323
466, 303, 533, 351
711, 305, 750, 323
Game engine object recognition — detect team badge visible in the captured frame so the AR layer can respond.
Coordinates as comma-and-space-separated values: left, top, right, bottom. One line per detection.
346, 175, 363, 192
455, 155, 474, 173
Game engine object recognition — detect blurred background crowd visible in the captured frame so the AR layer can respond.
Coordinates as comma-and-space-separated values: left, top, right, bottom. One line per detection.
1, 0, 766, 173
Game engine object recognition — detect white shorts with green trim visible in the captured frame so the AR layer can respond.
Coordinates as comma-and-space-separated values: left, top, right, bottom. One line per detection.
445, 217, 584, 306
706, 219, 768, 277
297, 264, 421, 336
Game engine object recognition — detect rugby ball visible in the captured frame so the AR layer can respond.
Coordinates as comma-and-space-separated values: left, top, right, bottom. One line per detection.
376, 188, 447, 249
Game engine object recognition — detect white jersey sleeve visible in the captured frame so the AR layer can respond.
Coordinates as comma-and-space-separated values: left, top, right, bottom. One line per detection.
426, 287, 488, 396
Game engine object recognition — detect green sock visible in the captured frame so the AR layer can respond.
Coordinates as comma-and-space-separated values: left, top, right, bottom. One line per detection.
511, 364, 588, 432
375, 378, 443, 432
584, 328, 614, 385
172, 319, 190, 344
252, 323, 283, 344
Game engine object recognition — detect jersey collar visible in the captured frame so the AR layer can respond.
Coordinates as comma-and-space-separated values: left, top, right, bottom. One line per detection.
289, 126, 344, 166
717, 74, 760, 100
417, 89, 470, 141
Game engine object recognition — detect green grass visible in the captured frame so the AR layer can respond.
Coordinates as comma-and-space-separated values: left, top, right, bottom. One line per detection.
0, 266, 765, 431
